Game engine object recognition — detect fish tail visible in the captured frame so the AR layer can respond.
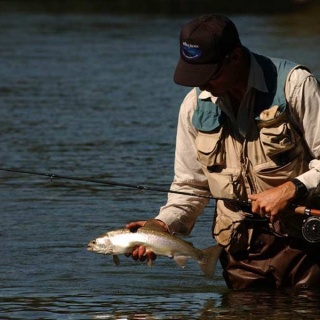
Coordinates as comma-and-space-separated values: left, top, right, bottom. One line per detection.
198, 245, 222, 279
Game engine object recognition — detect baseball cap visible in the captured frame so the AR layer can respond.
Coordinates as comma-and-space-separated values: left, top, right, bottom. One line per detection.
174, 14, 241, 87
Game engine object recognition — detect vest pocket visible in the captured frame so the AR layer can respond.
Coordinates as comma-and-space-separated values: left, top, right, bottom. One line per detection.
257, 110, 295, 158
206, 169, 241, 199
252, 109, 307, 191
252, 153, 303, 191
260, 122, 296, 157
195, 129, 242, 199
195, 129, 225, 167
213, 201, 252, 253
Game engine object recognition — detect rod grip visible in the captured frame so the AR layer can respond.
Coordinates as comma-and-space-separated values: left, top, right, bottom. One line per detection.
294, 206, 320, 216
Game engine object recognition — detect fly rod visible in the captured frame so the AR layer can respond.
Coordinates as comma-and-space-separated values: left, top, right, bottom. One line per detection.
0, 166, 241, 202
1, 167, 320, 217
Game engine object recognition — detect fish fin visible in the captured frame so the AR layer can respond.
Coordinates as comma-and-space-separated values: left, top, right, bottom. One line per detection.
145, 250, 155, 267
142, 221, 167, 232
198, 245, 222, 279
113, 255, 120, 266
173, 255, 188, 268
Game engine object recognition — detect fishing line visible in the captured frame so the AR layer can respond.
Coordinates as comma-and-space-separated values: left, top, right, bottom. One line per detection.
2, 167, 319, 221
0, 166, 250, 207
4, 166, 320, 242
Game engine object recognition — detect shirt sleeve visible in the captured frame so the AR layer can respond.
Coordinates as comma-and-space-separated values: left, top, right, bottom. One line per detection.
154, 88, 211, 235
286, 68, 320, 189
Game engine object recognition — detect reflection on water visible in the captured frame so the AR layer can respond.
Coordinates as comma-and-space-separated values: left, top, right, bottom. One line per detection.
2, 289, 320, 319
1, 3, 320, 320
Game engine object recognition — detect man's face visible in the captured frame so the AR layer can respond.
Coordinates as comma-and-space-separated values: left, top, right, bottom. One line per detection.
199, 50, 240, 97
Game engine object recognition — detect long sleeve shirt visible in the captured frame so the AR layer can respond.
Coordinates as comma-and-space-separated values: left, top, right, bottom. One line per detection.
155, 51, 320, 235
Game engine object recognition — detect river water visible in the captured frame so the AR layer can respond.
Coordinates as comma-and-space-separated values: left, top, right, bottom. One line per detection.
1, 4, 320, 320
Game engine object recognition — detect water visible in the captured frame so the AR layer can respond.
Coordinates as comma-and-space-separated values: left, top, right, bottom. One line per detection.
1, 5, 320, 319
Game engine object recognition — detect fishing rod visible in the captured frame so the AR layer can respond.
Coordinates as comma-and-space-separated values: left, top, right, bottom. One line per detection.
0, 166, 245, 203
3, 166, 320, 242
1, 166, 320, 217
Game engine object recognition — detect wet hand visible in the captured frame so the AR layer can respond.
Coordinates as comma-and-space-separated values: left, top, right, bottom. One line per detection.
125, 219, 168, 264
125, 220, 149, 262
131, 245, 157, 265
248, 181, 296, 222
126, 220, 146, 232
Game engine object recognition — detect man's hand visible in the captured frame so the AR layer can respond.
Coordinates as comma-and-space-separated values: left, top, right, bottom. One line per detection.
125, 219, 169, 263
248, 181, 296, 222
126, 220, 146, 232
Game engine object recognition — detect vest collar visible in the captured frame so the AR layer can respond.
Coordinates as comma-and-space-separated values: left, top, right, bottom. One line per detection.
248, 50, 269, 93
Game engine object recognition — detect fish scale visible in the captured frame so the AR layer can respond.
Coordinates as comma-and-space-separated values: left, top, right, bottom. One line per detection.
88, 227, 222, 278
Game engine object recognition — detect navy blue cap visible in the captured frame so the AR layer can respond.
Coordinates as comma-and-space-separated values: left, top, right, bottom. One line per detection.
174, 14, 241, 87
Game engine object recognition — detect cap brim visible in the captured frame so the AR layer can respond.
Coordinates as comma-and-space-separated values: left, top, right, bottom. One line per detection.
173, 58, 220, 87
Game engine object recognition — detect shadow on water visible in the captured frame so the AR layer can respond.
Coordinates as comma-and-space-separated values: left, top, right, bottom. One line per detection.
0, 0, 317, 15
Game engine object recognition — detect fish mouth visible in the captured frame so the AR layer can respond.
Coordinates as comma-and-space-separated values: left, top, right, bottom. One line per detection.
87, 240, 96, 251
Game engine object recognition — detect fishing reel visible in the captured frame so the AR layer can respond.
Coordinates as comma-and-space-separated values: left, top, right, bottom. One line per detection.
302, 216, 320, 243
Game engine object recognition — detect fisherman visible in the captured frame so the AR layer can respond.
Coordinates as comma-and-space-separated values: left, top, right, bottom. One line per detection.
126, 14, 320, 289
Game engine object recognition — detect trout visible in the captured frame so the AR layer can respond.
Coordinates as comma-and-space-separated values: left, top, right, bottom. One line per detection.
87, 227, 222, 278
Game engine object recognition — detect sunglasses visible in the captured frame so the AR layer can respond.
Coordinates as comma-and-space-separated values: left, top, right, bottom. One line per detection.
210, 54, 230, 80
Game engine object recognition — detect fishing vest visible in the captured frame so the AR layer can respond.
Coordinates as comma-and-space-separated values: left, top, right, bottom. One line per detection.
193, 53, 312, 252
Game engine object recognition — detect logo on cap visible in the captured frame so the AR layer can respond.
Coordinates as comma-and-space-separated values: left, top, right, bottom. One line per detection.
181, 42, 202, 60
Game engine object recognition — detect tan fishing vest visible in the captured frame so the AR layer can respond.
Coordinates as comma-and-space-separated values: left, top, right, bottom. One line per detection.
193, 57, 312, 253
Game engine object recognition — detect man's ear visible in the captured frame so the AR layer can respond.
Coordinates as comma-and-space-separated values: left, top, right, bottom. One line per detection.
230, 47, 243, 64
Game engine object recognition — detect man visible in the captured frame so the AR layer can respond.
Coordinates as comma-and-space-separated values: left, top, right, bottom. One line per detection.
127, 14, 320, 289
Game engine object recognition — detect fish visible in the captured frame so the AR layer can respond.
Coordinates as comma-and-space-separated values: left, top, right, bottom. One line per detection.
87, 227, 222, 278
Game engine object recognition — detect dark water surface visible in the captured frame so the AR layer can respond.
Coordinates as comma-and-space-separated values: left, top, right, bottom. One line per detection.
1, 5, 320, 320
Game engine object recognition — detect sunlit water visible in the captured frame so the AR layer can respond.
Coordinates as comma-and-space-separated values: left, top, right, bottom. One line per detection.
1, 5, 320, 319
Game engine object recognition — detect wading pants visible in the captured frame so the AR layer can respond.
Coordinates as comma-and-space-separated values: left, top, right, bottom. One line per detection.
219, 222, 320, 290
